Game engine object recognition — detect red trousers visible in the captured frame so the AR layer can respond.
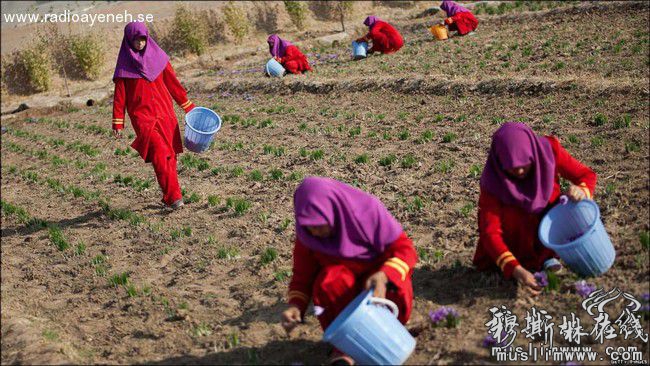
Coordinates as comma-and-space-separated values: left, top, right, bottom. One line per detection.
147, 129, 182, 205
312, 264, 413, 330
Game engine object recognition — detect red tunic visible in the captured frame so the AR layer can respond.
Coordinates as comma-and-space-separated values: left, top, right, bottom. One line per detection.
112, 62, 195, 163
279, 45, 312, 74
446, 11, 479, 35
288, 232, 417, 328
367, 20, 404, 54
473, 136, 597, 279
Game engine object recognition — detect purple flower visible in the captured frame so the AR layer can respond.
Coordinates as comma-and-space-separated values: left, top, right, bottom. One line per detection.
534, 271, 548, 287
574, 280, 596, 298
429, 306, 460, 328
642, 293, 650, 302
482, 332, 507, 348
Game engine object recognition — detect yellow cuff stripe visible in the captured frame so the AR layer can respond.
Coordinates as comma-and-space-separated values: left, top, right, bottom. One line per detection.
112, 118, 124, 121
495, 251, 513, 267
180, 100, 192, 108
387, 257, 409, 273
579, 182, 592, 199
499, 256, 516, 271
287, 291, 309, 302
112, 121, 124, 125
497, 254, 515, 269
384, 261, 407, 281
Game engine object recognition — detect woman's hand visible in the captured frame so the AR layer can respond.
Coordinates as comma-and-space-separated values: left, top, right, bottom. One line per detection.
281, 305, 302, 334
445, 17, 454, 25
512, 265, 542, 296
113, 129, 122, 139
274, 56, 281, 62
365, 271, 388, 298
565, 184, 587, 202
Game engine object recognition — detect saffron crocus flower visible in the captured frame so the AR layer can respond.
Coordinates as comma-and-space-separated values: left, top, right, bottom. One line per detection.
574, 280, 596, 298
534, 271, 548, 287
642, 293, 650, 302
482, 332, 507, 348
429, 306, 460, 328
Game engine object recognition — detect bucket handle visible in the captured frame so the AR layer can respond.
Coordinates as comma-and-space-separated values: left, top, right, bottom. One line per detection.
369, 297, 399, 318
559, 195, 568, 205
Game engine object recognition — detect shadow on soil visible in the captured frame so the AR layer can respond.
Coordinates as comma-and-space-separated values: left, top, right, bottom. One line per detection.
147, 339, 327, 365
412, 265, 517, 305
0, 209, 103, 238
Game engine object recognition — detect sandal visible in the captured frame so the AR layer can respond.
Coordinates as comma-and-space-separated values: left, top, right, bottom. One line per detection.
169, 198, 184, 210
543, 258, 563, 274
327, 349, 354, 366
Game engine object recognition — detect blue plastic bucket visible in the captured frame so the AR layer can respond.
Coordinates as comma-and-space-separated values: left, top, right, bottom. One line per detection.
323, 289, 416, 365
265, 58, 286, 77
183, 107, 221, 153
352, 41, 368, 60
538, 199, 615, 277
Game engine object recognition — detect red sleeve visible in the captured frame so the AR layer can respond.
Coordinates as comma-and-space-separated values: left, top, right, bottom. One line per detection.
380, 232, 417, 286
478, 190, 521, 279
162, 62, 195, 113
547, 136, 597, 199
287, 238, 320, 315
112, 79, 126, 130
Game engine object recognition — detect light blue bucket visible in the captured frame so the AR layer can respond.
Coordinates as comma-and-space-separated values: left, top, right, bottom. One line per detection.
538, 199, 615, 277
323, 289, 416, 365
183, 107, 221, 153
265, 58, 286, 77
352, 41, 368, 60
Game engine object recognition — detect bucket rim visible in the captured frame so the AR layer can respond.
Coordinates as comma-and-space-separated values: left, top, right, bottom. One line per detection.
266, 58, 285, 77
322, 289, 373, 342
538, 199, 601, 250
184, 107, 222, 135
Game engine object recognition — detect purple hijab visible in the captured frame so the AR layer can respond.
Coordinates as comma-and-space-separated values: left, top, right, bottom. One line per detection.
113, 22, 169, 82
267, 34, 293, 58
440, 0, 470, 17
364, 16, 380, 28
294, 177, 403, 260
480, 122, 556, 213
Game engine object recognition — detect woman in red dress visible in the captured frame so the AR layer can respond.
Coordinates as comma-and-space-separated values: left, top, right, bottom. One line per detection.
440, 0, 479, 36
267, 34, 312, 75
112, 22, 195, 209
474, 123, 597, 295
281, 177, 417, 365
356, 16, 404, 55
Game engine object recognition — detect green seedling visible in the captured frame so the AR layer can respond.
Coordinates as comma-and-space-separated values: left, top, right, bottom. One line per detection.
379, 154, 397, 167
355, 154, 369, 164
260, 247, 278, 265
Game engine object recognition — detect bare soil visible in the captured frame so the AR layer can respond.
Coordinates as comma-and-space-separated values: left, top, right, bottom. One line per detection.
1, 1, 649, 365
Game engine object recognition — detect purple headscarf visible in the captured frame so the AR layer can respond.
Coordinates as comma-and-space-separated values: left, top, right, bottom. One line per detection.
294, 177, 403, 260
440, 0, 470, 17
113, 22, 169, 82
480, 122, 556, 213
364, 16, 380, 28
267, 34, 293, 58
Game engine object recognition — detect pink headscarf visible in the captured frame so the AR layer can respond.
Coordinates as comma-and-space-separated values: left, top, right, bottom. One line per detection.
267, 34, 293, 58
480, 123, 556, 213
440, 0, 470, 17
364, 15, 380, 28
294, 177, 403, 260
113, 22, 169, 82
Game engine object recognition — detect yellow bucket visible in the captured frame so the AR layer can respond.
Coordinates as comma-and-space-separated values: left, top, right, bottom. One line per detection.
430, 24, 448, 40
